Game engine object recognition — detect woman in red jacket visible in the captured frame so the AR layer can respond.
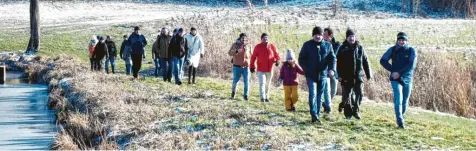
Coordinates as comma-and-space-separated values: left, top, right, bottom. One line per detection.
250, 33, 281, 102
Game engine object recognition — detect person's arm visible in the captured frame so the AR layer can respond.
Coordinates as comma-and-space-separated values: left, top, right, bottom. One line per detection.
228, 43, 238, 56
120, 42, 125, 59
250, 45, 259, 70
380, 47, 393, 72
295, 64, 305, 75
152, 41, 157, 59
298, 43, 309, 73
105, 44, 109, 58
362, 47, 372, 80
397, 48, 418, 74
336, 47, 343, 79
278, 66, 285, 80
327, 44, 336, 73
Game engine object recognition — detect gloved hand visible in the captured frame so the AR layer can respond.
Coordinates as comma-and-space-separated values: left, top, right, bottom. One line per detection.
250, 68, 256, 73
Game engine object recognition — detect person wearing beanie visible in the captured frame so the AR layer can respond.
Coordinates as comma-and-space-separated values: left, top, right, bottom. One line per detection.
250, 33, 281, 103
88, 35, 98, 71
185, 27, 205, 84
380, 32, 417, 129
105, 35, 117, 74
278, 49, 304, 111
169, 28, 188, 85
120, 34, 133, 75
323, 27, 342, 114
229, 33, 252, 101
298, 26, 336, 124
128, 26, 148, 79
336, 28, 372, 120
93, 36, 109, 72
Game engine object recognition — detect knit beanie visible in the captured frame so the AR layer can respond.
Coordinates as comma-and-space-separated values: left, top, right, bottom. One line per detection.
346, 29, 355, 38
312, 26, 323, 36
286, 49, 295, 61
397, 32, 408, 41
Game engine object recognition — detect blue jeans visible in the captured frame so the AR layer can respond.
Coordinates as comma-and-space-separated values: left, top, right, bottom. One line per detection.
172, 57, 185, 83
231, 66, 250, 97
104, 56, 116, 73
306, 77, 327, 120
391, 81, 413, 127
154, 58, 161, 77
160, 58, 173, 81
125, 63, 132, 75
322, 77, 336, 113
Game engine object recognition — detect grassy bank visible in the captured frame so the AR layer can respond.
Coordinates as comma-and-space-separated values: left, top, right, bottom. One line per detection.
32, 55, 476, 149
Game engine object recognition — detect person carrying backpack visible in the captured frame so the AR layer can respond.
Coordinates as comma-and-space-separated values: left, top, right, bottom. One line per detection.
380, 32, 417, 129
128, 26, 148, 79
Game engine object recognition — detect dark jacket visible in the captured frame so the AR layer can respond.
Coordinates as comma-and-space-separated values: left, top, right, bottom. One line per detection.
298, 40, 336, 81
105, 40, 117, 57
169, 35, 188, 58
329, 38, 342, 54
127, 32, 147, 55
336, 41, 372, 85
93, 42, 109, 60
380, 45, 417, 85
157, 35, 172, 59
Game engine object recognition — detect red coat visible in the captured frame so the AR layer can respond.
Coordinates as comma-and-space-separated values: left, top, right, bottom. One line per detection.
250, 42, 280, 72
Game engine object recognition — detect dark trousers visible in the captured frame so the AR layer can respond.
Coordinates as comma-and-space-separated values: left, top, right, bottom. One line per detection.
90, 58, 95, 71
188, 66, 197, 84
131, 54, 142, 78
341, 82, 363, 118
94, 58, 104, 71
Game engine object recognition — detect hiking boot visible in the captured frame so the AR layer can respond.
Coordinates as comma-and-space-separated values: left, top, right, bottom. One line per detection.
244, 95, 248, 101
398, 125, 405, 129
353, 112, 361, 120
291, 106, 296, 112
177, 81, 183, 85
231, 91, 236, 99
338, 103, 344, 113
265, 99, 270, 102
261, 99, 265, 102
311, 118, 322, 124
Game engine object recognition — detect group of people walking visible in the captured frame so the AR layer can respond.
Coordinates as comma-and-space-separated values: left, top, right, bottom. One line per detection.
88, 25, 417, 129
229, 26, 417, 129
88, 26, 205, 85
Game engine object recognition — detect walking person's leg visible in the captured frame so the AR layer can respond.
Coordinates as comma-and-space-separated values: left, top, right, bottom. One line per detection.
154, 58, 160, 77
352, 82, 364, 119
231, 67, 241, 99
264, 72, 272, 101
323, 78, 332, 113
341, 84, 353, 119
159, 58, 167, 80
243, 67, 250, 100
391, 81, 404, 128
188, 66, 193, 84
283, 86, 292, 110
90, 58, 94, 71
178, 57, 185, 81
131, 55, 141, 78
172, 57, 180, 84
105, 57, 109, 73
192, 67, 197, 84
111, 56, 116, 74
315, 79, 327, 119
167, 59, 173, 82
257, 72, 266, 102
306, 77, 318, 122
402, 81, 413, 116
291, 85, 299, 111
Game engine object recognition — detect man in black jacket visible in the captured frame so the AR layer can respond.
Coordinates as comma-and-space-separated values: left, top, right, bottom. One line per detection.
169, 28, 188, 85
93, 36, 109, 72
105, 35, 117, 74
336, 29, 372, 119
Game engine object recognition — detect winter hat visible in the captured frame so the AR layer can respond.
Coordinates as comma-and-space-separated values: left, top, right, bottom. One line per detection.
134, 26, 140, 31
346, 29, 355, 38
239, 33, 247, 39
286, 49, 296, 61
261, 33, 268, 39
191, 27, 197, 31
397, 32, 408, 41
312, 26, 323, 36
178, 28, 184, 33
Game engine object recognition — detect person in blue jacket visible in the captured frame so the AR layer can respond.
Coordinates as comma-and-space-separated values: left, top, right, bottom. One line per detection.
128, 26, 148, 79
380, 32, 418, 129
298, 26, 336, 124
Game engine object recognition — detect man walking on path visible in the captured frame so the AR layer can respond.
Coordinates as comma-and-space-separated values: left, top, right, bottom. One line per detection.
105, 35, 117, 74
169, 28, 188, 85
250, 33, 281, 102
185, 27, 205, 84
380, 32, 417, 129
336, 29, 372, 120
323, 27, 342, 113
298, 27, 336, 124
128, 26, 148, 79
93, 36, 109, 72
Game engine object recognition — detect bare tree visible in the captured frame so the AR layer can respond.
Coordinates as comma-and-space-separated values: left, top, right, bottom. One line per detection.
333, 0, 341, 16
26, 0, 40, 53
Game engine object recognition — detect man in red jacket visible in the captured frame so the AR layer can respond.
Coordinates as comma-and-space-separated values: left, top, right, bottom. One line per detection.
250, 33, 281, 102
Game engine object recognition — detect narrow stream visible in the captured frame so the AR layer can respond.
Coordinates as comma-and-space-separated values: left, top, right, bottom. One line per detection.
0, 72, 57, 150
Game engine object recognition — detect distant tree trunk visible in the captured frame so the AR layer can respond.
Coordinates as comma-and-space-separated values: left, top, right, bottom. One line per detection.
26, 0, 40, 52
333, 0, 341, 16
